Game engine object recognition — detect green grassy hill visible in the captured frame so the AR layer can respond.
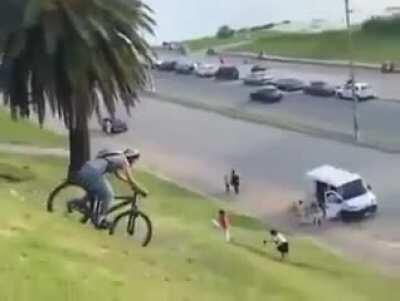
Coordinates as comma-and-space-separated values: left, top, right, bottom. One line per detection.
232, 29, 400, 63
186, 22, 400, 63
0, 152, 399, 301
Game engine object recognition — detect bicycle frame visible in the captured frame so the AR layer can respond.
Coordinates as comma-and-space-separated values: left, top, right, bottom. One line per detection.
87, 193, 139, 224
107, 194, 138, 215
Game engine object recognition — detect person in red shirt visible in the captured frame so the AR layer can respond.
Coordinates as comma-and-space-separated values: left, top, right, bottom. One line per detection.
212, 209, 231, 242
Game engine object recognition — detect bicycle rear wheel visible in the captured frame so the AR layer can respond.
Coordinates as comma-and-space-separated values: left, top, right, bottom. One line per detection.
109, 210, 152, 247
47, 181, 88, 219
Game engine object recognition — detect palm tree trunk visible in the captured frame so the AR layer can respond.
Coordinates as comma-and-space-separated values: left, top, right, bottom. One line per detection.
67, 113, 90, 181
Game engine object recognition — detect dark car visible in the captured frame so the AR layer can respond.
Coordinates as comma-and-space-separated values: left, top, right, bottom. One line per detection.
102, 118, 128, 134
303, 81, 336, 97
251, 65, 267, 73
274, 78, 305, 92
250, 86, 283, 103
215, 66, 240, 80
158, 60, 177, 71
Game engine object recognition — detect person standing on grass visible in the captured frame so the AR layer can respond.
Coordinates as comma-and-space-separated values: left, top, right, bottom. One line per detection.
212, 209, 231, 242
263, 229, 289, 260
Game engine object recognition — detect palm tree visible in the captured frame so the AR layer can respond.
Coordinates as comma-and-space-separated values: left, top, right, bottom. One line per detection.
0, 0, 155, 179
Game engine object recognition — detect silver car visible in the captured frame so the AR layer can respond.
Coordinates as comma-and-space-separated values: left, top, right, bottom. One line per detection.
243, 71, 273, 86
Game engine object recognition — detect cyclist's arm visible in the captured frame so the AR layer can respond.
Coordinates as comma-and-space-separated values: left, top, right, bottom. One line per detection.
117, 165, 148, 197
115, 169, 129, 183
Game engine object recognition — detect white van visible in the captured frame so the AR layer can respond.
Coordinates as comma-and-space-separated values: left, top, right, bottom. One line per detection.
336, 82, 376, 101
305, 165, 378, 221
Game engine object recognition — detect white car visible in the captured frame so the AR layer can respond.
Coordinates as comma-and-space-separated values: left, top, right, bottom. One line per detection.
243, 71, 273, 86
195, 64, 218, 77
336, 82, 376, 101
175, 60, 196, 74
305, 165, 378, 221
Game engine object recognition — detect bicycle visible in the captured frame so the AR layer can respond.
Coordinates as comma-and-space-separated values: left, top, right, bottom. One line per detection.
47, 181, 153, 247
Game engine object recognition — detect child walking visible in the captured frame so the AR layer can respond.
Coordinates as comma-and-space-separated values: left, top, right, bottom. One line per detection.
212, 209, 231, 242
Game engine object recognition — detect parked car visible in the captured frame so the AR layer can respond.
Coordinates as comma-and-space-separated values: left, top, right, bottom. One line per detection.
215, 66, 240, 80
152, 59, 163, 69
158, 60, 177, 71
303, 81, 336, 97
274, 78, 305, 91
336, 82, 376, 101
305, 165, 378, 221
101, 118, 128, 134
243, 71, 273, 86
250, 65, 267, 73
250, 86, 283, 103
175, 61, 196, 74
195, 63, 219, 77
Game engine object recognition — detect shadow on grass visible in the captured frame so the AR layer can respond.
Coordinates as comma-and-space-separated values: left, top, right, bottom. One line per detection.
232, 241, 344, 277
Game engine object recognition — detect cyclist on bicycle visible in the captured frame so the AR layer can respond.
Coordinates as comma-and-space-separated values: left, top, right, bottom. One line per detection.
72, 148, 148, 229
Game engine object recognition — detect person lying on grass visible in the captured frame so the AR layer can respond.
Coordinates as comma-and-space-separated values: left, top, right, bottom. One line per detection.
212, 209, 231, 242
263, 229, 289, 260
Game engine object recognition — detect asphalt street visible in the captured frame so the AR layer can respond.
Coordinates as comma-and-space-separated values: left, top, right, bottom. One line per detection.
152, 69, 400, 150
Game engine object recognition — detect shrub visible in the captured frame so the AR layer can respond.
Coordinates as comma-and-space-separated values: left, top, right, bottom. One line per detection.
216, 25, 235, 39
362, 16, 400, 35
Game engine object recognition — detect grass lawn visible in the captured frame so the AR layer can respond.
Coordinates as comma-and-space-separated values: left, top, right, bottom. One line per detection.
0, 152, 398, 301
231, 30, 400, 63
0, 110, 65, 147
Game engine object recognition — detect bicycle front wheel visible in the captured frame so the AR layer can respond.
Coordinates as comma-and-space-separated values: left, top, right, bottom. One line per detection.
109, 210, 153, 247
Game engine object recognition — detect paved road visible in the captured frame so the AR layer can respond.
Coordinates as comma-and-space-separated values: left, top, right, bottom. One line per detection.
92, 97, 400, 273
152, 69, 400, 150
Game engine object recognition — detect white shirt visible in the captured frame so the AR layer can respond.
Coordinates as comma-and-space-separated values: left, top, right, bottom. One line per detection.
272, 233, 287, 246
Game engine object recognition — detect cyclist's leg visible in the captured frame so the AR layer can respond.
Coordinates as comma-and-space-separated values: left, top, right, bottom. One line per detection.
99, 178, 113, 215
94, 177, 114, 227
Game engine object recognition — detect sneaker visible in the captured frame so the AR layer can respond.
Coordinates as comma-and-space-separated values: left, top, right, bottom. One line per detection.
97, 218, 111, 230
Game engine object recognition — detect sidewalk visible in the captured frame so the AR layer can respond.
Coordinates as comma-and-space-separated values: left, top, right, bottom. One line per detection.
0, 143, 68, 157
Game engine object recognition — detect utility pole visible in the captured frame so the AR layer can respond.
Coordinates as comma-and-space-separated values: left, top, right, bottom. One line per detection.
345, 0, 359, 141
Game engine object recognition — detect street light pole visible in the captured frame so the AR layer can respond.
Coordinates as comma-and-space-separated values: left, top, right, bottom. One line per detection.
345, 0, 359, 141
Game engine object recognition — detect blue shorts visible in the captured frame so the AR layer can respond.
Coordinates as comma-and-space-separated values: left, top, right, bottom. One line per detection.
76, 166, 113, 213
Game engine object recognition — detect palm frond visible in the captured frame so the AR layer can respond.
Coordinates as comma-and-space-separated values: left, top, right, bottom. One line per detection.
1, 0, 155, 129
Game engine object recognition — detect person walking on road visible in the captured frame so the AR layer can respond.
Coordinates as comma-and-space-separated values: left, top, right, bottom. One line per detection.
230, 169, 240, 195
310, 202, 323, 227
224, 174, 230, 193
